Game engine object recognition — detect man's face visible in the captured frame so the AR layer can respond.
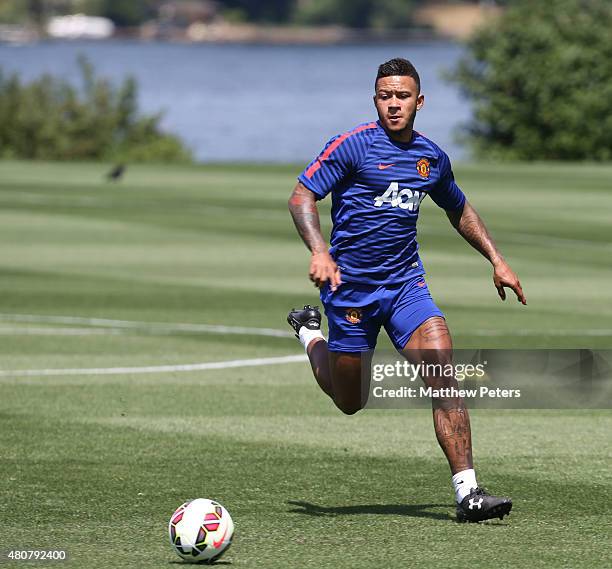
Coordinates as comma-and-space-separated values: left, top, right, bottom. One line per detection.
374, 75, 424, 136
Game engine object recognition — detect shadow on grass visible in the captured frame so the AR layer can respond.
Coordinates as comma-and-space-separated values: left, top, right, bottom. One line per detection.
287, 500, 451, 521
169, 561, 231, 565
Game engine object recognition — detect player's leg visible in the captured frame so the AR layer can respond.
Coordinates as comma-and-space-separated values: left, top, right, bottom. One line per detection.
287, 304, 372, 414
402, 316, 473, 475
328, 350, 372, 415
287, 304, 333, 396
306, 336, 369, 415
386, 276, 512, 521
404, 318, 512, 521
305, 333, 334, 397
288, 283, 380, 414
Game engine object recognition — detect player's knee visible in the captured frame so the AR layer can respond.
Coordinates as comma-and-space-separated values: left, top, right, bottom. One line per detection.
335, 400, 363, 415
417, 345, 457, 387
329, 352, 364, 415
424, 347, 453, 367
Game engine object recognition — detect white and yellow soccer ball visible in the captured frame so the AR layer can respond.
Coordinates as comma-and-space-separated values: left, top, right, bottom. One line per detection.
168, 498, 234, 563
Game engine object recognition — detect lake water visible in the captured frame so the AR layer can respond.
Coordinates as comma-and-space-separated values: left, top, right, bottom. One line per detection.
0, 40, 470, 163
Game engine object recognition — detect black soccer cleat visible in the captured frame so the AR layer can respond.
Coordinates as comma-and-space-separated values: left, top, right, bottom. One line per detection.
456, 487, 512, 523
287, 305, 322, 338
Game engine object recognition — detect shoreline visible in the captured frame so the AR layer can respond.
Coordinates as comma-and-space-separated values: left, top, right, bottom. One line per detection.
1, 4, 501, 45
1, 25, 456, 46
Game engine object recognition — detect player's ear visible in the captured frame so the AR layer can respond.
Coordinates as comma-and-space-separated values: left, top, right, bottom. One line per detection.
416, 93, 424, 111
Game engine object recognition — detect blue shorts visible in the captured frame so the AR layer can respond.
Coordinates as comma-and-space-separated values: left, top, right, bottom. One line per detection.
320, 274, 444, 352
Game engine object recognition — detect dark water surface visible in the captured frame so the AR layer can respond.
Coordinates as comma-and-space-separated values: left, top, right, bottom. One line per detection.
1, 40, 470, 162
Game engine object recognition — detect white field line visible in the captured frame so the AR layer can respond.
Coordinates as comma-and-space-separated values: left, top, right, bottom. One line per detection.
470, 329, 612, 337
0, 313, 293, 338
0, 354, 308, 378
2, 326, 611, 338
0, 314, 611, 338
0, 326, 125, 336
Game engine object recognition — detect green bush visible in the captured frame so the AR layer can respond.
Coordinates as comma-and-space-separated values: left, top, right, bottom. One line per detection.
449, 0, 612, 161
293, 0, 415, 29
0, 56, 192, 163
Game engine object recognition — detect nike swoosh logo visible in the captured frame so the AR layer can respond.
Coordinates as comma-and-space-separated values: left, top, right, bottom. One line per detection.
212, 527, 229, 548
378, 163, 395, 170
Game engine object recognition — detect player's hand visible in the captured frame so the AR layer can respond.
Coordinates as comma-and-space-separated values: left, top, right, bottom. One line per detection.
309, 251, 342, 292
493, 260, 526, 305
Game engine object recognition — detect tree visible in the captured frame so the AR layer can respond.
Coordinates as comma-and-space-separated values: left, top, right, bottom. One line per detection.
217, 0, 297, 24
449, 0, 612, 160
99, 0, 155, 27
0, 56, 192, 163
293, 0, 415, 29
0, 0, 30, 24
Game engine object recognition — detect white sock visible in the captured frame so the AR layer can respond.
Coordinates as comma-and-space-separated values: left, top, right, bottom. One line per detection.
452, 468, 478, 503
298, 326, 325, 352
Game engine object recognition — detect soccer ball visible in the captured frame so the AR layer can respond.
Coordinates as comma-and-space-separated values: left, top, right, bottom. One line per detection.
168, 498, 234, 563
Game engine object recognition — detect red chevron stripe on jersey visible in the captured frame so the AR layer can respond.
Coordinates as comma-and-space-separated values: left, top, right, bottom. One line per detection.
305, 122, 378, 179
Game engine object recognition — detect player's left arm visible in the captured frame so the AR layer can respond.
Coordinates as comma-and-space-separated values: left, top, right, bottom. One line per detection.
446, 201, 527, 305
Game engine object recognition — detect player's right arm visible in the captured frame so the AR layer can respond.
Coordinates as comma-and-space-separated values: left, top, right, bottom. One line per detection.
290, 125, 370, 291
288, 182, 341, 291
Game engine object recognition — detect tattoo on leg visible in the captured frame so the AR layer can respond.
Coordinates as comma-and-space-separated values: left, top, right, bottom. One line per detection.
418, 318, 451, 344
433, 406, 473, 473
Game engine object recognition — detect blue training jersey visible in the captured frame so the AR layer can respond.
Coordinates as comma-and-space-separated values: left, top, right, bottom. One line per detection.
298, 120, 466, 285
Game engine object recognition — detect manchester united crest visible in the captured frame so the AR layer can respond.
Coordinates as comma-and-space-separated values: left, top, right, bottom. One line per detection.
345, 308, 362, 324
416, 158, 430, 179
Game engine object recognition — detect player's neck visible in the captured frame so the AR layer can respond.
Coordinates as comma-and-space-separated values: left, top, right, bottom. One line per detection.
383, 125, 414, 144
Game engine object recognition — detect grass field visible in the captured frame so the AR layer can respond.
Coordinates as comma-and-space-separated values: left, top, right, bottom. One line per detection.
0, 160, 611, 568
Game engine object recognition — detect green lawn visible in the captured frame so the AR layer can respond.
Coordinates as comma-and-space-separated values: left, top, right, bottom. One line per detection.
0, 161, 610, 568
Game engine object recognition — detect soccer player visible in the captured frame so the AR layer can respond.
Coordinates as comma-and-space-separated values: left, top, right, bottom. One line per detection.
287, 58, 526, 523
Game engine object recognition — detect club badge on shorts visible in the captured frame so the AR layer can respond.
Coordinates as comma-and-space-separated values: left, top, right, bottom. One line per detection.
416, 158, 430, 179
345, 308, 362, 324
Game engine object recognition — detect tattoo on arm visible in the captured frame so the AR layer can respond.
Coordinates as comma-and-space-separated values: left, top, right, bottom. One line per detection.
288, 183, 328, 254
446, 201, 503, 265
